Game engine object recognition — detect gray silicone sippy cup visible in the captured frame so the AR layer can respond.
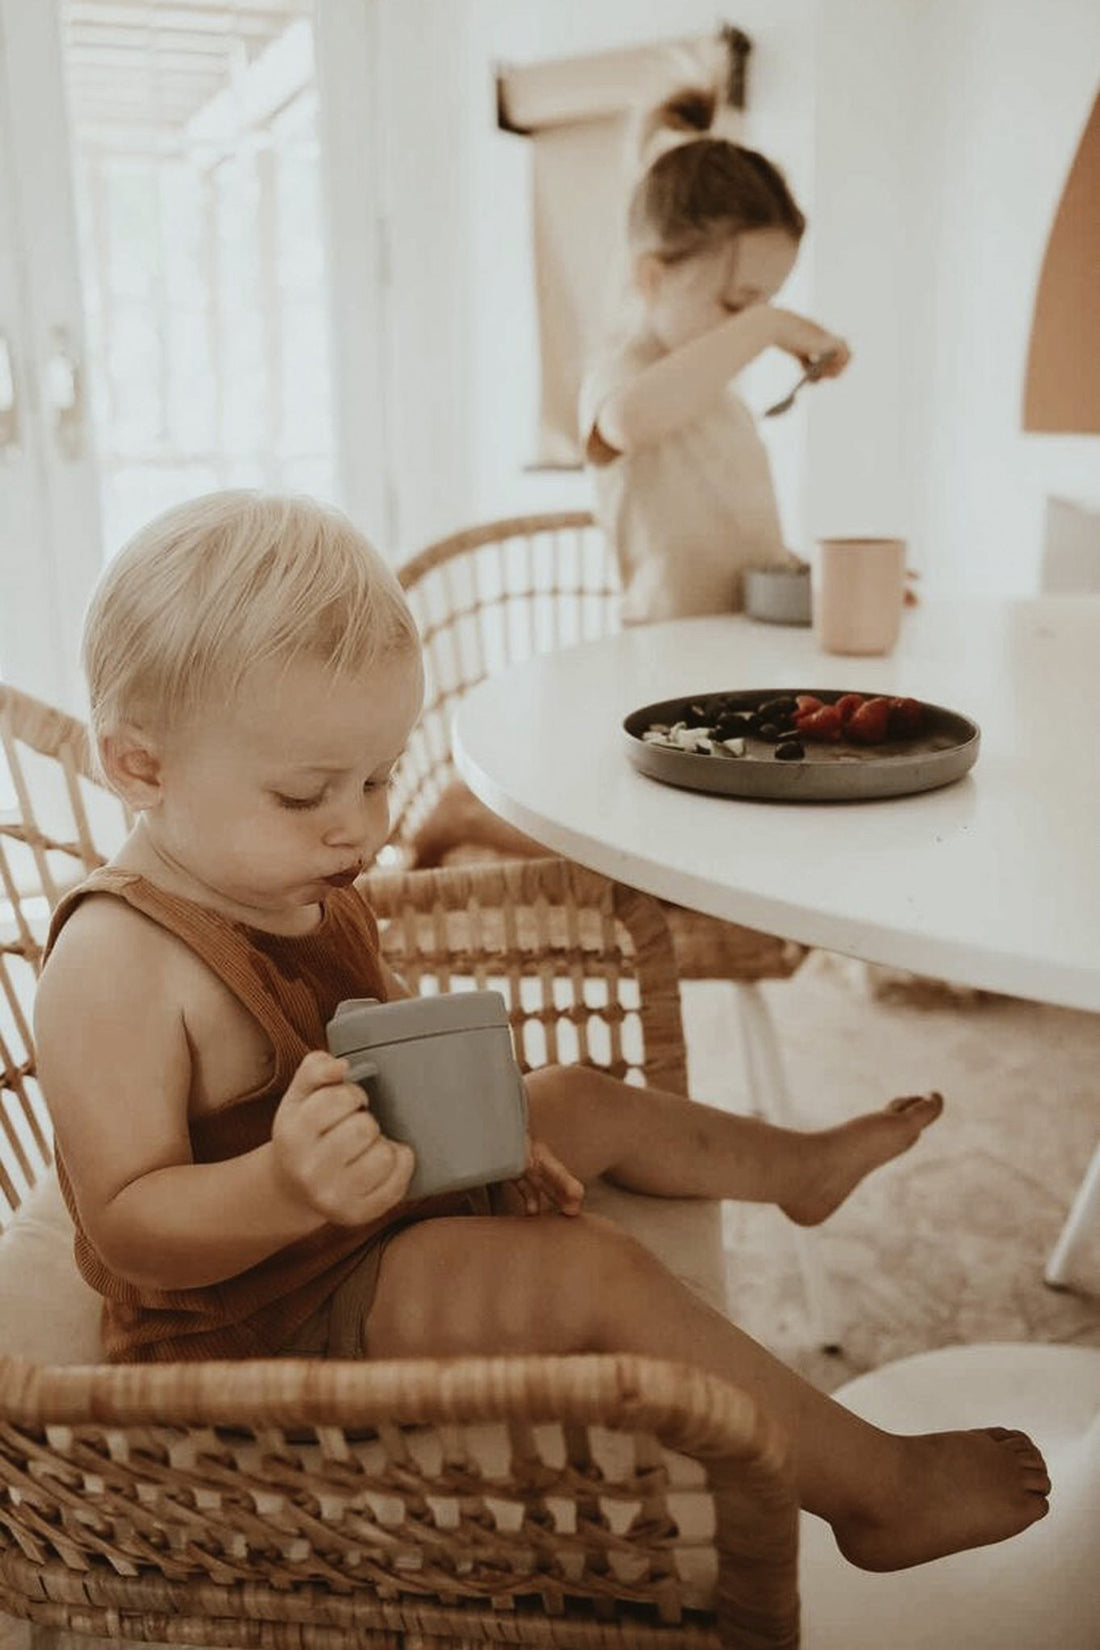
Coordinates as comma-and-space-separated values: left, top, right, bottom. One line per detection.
325, 991, 529, 1201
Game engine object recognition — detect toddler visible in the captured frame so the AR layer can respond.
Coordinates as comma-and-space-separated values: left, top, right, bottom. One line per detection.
412, 90, 847, 865
35, 491, 1048, 1571
580, 87, 849, 622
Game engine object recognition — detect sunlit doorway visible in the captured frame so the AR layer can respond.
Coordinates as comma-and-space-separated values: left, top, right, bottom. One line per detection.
61, 0, 337, 554
1, 0, 386, 712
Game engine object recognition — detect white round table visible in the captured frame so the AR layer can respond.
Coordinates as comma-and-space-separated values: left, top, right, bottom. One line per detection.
454, 596, 1100, 1013
454, 596, 1100, 1285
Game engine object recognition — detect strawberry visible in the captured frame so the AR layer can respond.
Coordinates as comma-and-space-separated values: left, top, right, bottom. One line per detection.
795, 694, 823, 715
796, 703, 845, 742
835, 693, 865, 724
887, 696, 925, 736
846, 696, 891, 744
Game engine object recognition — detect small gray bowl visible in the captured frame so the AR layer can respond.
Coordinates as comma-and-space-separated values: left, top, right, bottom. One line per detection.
744, 564, 812, 625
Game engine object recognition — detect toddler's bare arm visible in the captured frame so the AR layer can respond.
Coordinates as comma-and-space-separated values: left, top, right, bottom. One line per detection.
595, 306, 847, 454
35, 902, 412, 1292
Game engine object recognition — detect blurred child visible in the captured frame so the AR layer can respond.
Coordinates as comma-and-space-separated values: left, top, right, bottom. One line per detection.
412, 89, 850, 864
580, 87, 849, 622
35, 492, 1048, 1572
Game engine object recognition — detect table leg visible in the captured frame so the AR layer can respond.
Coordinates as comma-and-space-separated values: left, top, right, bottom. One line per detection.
735, 982, 843, 1353
1045, 1140, 1100, 1289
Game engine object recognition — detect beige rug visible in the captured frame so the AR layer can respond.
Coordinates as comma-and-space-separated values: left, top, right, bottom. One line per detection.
681, 955, 1100, 1394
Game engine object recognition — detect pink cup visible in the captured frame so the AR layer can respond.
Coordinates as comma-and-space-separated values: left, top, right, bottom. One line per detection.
813, 538, 907, 656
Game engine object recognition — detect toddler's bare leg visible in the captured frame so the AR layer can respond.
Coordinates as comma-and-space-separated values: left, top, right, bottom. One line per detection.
366, 1212, 1049, 1571
526, 1065, 942, 1225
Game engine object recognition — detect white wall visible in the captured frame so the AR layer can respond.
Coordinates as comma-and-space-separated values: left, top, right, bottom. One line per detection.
901, 0, 1100, 594
800, 0, 920, 556
780, 0, 1100, 593
375, 0, 1100, 593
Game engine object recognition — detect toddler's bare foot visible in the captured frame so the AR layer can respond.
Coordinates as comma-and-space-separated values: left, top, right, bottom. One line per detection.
781, 1093, 943, 1225
834, 1426, 1050, 1571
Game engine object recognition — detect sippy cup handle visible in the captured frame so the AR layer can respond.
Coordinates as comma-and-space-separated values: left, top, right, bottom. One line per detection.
327, 999, 381, 1106
346, 1057, 378, 1105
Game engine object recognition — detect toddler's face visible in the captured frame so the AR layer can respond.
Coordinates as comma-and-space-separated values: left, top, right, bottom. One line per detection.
147, 647, 423, 921
641, 227, 799, 351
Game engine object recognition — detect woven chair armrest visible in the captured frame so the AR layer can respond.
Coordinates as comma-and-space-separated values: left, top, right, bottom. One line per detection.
0, 1351, 800, 1647
0, 1350, 783, 1466
361, 857, 686, 1091
364, 854, 668, 944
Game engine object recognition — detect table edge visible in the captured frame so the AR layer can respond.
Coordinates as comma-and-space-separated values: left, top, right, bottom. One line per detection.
453, 725, 1100, 1014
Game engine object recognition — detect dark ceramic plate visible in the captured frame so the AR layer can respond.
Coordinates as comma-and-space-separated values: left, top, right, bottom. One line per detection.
622, 688, 980, 802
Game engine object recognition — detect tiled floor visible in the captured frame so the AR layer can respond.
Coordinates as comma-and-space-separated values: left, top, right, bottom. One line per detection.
681, 955, 1100, 1392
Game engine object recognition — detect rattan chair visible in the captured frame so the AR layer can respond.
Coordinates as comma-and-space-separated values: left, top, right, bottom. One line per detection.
0, 682, 802, 1650
389, 515, 835, 1349
4, 687, 1098, 1650
388, 512, 806, 989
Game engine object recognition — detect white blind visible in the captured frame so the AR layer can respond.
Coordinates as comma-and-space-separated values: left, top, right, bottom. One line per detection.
498, 31, 747, 469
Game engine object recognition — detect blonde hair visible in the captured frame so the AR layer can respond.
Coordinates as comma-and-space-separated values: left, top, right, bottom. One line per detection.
629, 87, 806, 265
83, 490, 419, 747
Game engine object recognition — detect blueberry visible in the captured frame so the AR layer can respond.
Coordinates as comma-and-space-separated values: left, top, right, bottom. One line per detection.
757, 721, 786, 742
759, 695, 797, 717
680, 700, 716, 728
714, 712, 753, 741
750, 710, 794, 733
774, 739, 805, 761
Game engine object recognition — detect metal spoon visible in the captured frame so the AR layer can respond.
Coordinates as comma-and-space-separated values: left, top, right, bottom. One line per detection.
762, 350, 838, 418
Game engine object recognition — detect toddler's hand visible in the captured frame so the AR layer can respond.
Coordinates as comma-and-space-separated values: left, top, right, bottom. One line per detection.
271, 1050, 415, 1227
511, 1137, 585, 1217
769, 308, 851, 377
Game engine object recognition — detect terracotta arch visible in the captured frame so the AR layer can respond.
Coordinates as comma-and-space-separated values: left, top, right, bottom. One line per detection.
1023, 91, 1100, 432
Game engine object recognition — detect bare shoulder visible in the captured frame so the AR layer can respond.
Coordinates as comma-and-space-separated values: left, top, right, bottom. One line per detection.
41, 890, 174, 988
35, 891, 191, 1043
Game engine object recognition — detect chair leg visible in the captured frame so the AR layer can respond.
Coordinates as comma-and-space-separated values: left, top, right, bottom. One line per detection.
735, 982, 844, 1354
1044, 1140, 1100, 1289
735, 982, 767, 1121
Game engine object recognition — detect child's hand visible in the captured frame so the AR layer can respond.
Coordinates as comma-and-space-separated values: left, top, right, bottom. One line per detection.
271, 1051, 415, 1227
510, 1138, 585, 1217
768, 308, 851, 376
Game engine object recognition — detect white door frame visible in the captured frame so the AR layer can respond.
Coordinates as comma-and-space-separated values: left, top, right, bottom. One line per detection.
314, 0, 395, 550
0, 0, 101, 714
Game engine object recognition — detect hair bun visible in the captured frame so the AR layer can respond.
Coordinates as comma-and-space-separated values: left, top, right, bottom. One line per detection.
658, 86, 717, 134
638, 85, 717, 161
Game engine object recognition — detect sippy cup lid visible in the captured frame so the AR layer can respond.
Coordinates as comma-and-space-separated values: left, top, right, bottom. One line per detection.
326, 989, 512, 1056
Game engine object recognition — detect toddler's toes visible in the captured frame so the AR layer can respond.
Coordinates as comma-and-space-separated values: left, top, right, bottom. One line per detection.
887, 1091, 943, 1122
990, 1429, 1051, 1493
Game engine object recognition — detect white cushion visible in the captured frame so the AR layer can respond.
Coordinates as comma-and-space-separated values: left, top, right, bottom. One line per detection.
0, 1172, 725, 1368
0, 1171, 102, 1363
584, 1179, 728, 1314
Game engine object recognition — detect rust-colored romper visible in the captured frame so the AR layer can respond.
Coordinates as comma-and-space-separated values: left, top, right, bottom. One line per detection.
45, 869, 489, 1362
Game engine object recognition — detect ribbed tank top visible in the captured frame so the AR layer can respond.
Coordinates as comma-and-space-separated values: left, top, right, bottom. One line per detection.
44, 868, 418, 1362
